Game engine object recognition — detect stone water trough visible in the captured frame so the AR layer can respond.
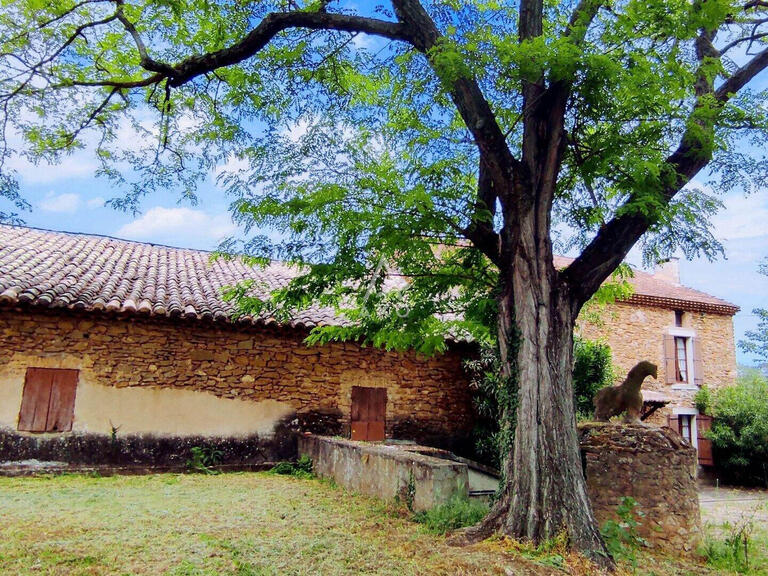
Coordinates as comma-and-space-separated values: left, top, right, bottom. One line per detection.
300, 424, 702, 555
298, 435, 498, 511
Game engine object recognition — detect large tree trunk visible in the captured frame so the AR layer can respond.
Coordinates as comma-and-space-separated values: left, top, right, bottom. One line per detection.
456, 242, 613, 569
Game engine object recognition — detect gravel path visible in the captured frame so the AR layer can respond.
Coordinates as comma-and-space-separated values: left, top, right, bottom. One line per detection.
699, 486, 768, 528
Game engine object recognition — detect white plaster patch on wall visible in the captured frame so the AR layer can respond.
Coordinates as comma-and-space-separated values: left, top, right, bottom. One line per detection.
0, 380, 23, 428
0, 352, 296, 437
73, 380, 296, 437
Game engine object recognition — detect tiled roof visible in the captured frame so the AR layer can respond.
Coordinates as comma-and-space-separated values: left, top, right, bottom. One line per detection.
0, 224, 347, 329
0, 226, 738, 331
553, 256, 739, 316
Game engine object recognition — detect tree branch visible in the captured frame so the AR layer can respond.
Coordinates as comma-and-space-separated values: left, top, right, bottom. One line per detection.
390, 0, 520, 262
564, 19, 768, 306
462, 159, 501, 265
159, 11, 409, 87
715, 45, 768, 100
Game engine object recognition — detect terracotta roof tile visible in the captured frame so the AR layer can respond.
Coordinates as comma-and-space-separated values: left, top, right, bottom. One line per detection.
0, 226, 738, 332
0, 224, 344, 329
554, 255, 739, 315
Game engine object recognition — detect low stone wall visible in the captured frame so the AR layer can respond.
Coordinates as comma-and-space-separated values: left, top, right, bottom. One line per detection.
299, 435, 468, 511
579, 423, 701, 554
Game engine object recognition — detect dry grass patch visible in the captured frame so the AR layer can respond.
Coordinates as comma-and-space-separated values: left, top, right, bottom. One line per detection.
0, 472, 511, 575
1, 472, 765, 575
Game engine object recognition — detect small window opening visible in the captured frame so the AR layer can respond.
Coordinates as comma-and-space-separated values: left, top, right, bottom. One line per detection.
674, 337, 689, 383
674, 310, 684, 327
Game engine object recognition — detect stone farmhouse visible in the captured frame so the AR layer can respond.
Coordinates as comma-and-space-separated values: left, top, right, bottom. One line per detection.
573, 256, 739, 465
0, 224, 738, 468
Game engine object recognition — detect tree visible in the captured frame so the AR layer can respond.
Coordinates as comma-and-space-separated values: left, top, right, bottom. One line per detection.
739, 258, 768, 371
698, 370, 768, 487
2, 0, 768, 566
572, 338, 614, 419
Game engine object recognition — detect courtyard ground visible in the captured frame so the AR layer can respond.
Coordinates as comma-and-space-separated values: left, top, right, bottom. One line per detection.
0, 472, 766, 575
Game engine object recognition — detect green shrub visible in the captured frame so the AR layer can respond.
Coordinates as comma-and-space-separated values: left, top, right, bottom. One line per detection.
701, 519, 754, 573
694, 385, 712, 414
465, 343, 511, 469
411, 496, 489, 535
186, 446, 223, 474
573, 337, 614, 419
707, 372, 768, 487
269, 455, 314, 479
600, 497, 647, 568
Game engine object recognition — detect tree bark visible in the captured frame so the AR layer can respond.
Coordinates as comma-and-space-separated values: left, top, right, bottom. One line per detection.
501, 257, 610, 561
455, 227, 613, 569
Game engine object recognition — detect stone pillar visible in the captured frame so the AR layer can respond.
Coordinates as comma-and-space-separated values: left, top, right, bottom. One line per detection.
579, 423, 701, 554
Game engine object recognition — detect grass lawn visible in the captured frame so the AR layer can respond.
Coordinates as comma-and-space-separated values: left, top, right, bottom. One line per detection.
0, 472, 765, 575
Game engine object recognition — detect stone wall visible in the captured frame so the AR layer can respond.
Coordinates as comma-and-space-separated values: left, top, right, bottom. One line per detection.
0, 306, 475, 456
299, 434, 468, 511
577, 301, 737, 422
579, 423, 701, 554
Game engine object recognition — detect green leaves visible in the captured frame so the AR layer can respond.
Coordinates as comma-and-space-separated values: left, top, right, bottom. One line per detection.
1, 0, 767, 353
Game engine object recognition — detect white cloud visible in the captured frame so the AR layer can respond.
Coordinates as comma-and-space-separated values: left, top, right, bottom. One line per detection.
8, 155, 98, 184
39, 192, 80, 213
117, 206, 236, 247
86, 196, 106, 209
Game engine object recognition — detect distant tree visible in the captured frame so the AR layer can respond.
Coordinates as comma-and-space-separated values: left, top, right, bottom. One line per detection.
739, 258, 768, 372
705, 371, 768, 487
573, 338, 614, 419
3, 0, 768, 565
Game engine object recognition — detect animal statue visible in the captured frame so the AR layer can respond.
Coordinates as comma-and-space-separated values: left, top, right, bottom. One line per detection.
593, 361, 658, 423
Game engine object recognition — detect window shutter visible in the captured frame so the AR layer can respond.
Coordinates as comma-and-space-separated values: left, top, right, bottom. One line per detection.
696, 415, 714, 466
350, 386, 386, 442
667, 414, 679, 435
663, 334, 676, 384
692, 337, 704, 387
18, 368, 54, 432
18, 367, 79, 433
47, 370, 79, 432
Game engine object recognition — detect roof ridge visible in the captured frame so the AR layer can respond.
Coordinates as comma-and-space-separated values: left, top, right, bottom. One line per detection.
0, 223, 739, 318
0, 222, 218, 255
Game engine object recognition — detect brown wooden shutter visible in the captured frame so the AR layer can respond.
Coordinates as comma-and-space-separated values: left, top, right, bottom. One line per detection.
696, 414, 714, 467
350, 386, 368, 441
692, 337, 704, 387
18, 368, 79, 433
666, 414, 679, 435
47, 369, 79, 432
663, 334, 676, 384
18, 368, 54, 432
368, 388, 387, 441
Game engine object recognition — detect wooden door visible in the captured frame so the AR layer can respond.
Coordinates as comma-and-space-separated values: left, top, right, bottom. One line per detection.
350, 386, 386, 441
696, 414, 714, 467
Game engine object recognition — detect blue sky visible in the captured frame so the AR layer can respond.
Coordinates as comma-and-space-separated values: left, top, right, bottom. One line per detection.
5, 143, 766, 367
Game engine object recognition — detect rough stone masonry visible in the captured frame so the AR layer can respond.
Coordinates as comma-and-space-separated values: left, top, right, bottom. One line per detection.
579, 422, 701, 554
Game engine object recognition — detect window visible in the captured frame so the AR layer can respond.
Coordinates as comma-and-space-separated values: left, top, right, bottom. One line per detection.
18, 368, 79, 433
664, 332, 702, 387
674, 310, 684, 327
678, 414, 693, 444
675, 336, 689, 382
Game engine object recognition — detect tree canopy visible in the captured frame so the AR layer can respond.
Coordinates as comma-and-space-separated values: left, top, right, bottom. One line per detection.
1, 0, 765, 350
739, 257, 768, 371
3, 0, 768, 562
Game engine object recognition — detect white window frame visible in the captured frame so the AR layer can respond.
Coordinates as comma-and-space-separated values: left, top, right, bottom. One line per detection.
673, 407, 699, 451
667, 327, 698, 390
